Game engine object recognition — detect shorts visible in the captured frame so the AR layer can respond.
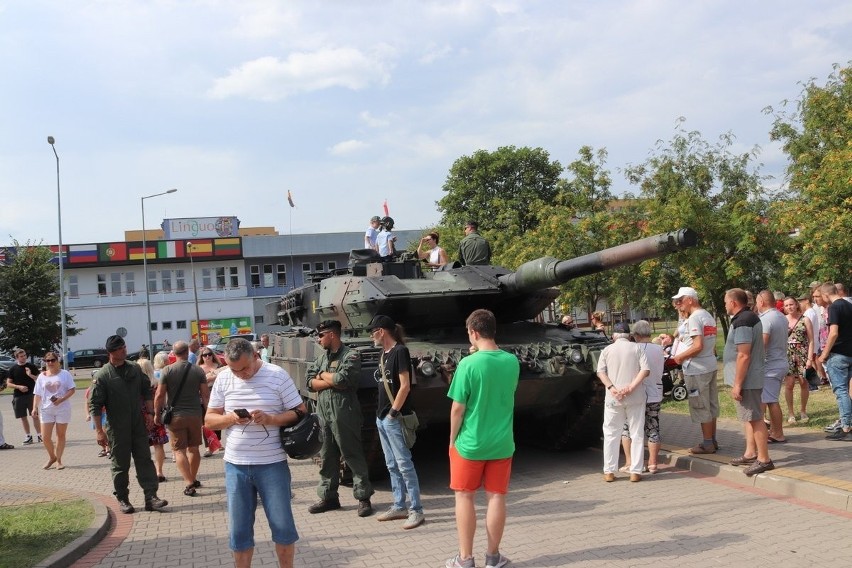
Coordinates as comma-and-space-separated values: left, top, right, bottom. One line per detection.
761, 368, 785, 404
12, 395, 34, 419
449, 445, 512, 494
40, 403, 72, 424
684, 371, 719, 424
735, 389, 763, 422
224, 461, 298, 551
622, 401, 661, 444
168, 414, 203, 450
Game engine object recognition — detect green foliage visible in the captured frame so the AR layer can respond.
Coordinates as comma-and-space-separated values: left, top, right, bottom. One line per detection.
768, 63, 852, 286
0, 242, 80, 355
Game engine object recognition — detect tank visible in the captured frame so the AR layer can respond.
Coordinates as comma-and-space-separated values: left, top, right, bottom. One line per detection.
267, 229, 697, 471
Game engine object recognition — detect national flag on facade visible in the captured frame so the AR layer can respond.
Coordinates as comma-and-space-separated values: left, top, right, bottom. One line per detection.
185, 240, 213, 255
129, 244, 157, 261
99, 243, 128, 262
287, 190, 295, 208
383, 199, 389, 217
214, 238, 241, 256
69, 244, 98, 263
48, 245, 68, 260
157, 241, 185, 259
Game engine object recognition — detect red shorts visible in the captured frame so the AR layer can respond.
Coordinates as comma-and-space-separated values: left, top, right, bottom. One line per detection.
449, 445, 513, 494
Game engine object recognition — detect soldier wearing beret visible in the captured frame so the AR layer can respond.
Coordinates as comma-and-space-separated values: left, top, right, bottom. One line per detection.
306, 320, 374, 517
89, 335, 167, 514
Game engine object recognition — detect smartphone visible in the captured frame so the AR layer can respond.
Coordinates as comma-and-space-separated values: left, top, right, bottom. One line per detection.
50, 395, 59, 403
234, 408, 251, 419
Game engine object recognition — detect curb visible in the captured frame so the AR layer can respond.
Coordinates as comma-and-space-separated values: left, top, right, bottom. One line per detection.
34, 494, 111, 568
660, 447, 852, 513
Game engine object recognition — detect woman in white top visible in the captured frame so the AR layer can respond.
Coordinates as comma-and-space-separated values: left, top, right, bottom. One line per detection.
32, 351, 76, 470
416, 232, 448, 270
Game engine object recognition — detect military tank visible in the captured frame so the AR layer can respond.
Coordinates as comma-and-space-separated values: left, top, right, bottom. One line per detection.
267, 228, 697, 469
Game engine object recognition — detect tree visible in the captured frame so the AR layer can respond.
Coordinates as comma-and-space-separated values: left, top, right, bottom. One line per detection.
0, 242, 79, 356
768, 63, 852, 286
624, 122, 784, 337
437, 146, 563, 239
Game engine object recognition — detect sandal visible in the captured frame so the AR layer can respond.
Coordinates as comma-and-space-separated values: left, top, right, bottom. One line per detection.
618, 465, 630, 473
647, 464, 658, 474
183, 485, 197, 496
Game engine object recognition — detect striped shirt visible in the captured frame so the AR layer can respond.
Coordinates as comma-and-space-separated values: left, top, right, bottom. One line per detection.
208, 362, 302, 465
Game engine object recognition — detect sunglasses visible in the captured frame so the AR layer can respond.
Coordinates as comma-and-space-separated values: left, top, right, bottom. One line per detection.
43, 358, 58, 363
201, 352, 215, 357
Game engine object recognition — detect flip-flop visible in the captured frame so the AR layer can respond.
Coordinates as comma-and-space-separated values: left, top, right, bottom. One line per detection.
768, 436, 787, 443
43, 458, 57, 470
56, 464, 65, 470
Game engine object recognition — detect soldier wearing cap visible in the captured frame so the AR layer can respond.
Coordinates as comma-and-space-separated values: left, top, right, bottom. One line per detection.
89, 335, 167, 514
306, 320, 374, 517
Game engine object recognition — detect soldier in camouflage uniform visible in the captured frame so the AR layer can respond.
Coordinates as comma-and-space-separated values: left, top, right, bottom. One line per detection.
306, 320, 374, 517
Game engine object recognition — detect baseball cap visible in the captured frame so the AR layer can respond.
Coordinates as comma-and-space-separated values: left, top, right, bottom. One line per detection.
366, 315, 396, 331
672, 286, 699, 300
105, 335, 125, 352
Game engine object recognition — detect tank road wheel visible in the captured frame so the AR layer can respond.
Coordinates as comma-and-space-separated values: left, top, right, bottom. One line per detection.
671, 384, 688, 402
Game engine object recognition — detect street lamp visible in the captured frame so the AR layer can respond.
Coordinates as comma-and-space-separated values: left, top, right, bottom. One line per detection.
142, 189, 177, 352
47, 136, 68, 370
187, 242, 201, 342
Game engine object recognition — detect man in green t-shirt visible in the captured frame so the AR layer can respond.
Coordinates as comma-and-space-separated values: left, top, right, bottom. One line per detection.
446, 309, 519, 568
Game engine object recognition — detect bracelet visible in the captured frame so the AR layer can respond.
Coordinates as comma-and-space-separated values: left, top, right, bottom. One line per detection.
607, 385, 615, 391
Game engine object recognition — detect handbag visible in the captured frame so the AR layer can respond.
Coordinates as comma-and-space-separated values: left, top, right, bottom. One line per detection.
380, 353, 419, 449
160, 363, 192, 425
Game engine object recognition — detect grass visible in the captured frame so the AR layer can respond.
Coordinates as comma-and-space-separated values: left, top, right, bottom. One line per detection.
0, 499, 94, 568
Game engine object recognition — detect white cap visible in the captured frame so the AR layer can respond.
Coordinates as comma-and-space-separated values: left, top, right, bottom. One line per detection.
672, 286, 699, 300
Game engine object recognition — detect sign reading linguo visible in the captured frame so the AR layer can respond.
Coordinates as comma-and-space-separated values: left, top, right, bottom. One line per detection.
162, 216, 240, 240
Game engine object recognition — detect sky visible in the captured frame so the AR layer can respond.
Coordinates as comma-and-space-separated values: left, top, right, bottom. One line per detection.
1, 0, 850, 247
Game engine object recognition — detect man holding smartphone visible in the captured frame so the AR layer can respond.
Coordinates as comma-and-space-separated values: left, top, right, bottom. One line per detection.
205, 338, 307, 568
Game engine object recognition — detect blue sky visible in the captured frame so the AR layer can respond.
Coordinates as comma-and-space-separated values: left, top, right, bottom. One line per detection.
1, 0, 850, 246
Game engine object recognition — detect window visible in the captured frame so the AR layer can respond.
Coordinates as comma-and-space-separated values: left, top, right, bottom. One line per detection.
161, 269, 172, 293
175, 269, 185, 292
202, 268, 212, 290
250, 265, 260, 288
125, 273, 135, 295
216, 267, 226, 290
97, 274, 107, 297
314, 262, 324, 272
302, 262, 311, 280
150, 321, 158, 331
148, 270, 158, 294
110, 273, 121, 296
328, 261, 336, 271
176, 320, 187, 330
263, 264, 273, 287
276, 264, 287, 287
68, 275, 79, 299
255, 315, 264, 324
162, 321, 173, 330
229, 266, 239, 289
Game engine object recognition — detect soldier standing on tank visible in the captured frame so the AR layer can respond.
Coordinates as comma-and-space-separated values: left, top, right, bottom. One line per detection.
459, 220, 492, 266
306, 320, 374, 517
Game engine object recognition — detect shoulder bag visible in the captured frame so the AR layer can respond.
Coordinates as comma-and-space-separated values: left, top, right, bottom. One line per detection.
380, 353, 419, 449
160, 363, 192, 425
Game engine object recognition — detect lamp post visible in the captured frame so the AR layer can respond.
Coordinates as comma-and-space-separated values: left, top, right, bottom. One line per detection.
47, 136, 68, 370
142, 189, 177, 352
187, 242, 201, 341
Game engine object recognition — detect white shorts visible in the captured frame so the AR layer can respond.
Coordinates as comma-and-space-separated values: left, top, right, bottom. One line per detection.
40, 403, 72, 424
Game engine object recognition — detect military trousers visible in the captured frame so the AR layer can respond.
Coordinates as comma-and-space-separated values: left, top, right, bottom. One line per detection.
317, 409, 373, 501
107, 423, 159, 500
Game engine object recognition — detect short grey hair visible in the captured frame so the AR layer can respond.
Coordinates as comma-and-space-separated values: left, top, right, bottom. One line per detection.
612, 332, 631, 340
225, 338, 255, 362
632, 320, 652, 338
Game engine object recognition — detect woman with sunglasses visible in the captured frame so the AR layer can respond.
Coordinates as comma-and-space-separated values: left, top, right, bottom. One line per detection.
31, 352, 76, 470
199, 349, 223, 456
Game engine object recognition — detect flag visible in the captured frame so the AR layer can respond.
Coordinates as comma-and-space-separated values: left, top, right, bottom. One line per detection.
287, 190, 295, 208
99, 243, 128, 262
213, 238, 241, 256
68, 244, 98, 263
129, 245, 157, 260
157, 241, 185, 259
383, 199, 389, 217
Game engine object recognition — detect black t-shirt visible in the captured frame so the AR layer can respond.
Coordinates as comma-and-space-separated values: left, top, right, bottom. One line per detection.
376, 343, 413, 418
7, 363, 39, 398
827, 299, 852, 357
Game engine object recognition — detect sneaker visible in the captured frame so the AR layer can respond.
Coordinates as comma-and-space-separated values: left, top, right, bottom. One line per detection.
743, 460, 775, 477
97, 449, 108, 457
117, 498, 135, 514
203, 449, 213, 457
402, 510, 425, 530
787, 415, 797, 425
376, 506, 408, 521
446, 554, 475, 568
22, 435, 33, 445
308, 497, 341, 514
144, 496, 168, 511
485, 553, 511, 568
730, 455, 757, 466
825, 429, 852, 441
37, 435, 43, 443
357, 499, 373, 517
825, 419, 842, 433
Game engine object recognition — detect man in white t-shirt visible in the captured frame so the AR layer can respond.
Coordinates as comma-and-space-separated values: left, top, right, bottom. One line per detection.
205, 338, 307, 568
672, 286, 719, 454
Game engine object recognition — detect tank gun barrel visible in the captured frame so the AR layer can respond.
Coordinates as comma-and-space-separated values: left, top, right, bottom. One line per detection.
498, 228, 697, 294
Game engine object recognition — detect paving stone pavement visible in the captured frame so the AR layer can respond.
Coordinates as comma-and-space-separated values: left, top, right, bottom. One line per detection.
2, 402, 852, 567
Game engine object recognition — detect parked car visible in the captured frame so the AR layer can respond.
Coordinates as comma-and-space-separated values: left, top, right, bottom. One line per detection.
0, 354, 15, 372
71, 348, 110, 368
206, 334, 259, 366
127, 343, 170, 361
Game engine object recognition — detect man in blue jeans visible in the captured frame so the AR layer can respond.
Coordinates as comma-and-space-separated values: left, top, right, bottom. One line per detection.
818, 283, 852, 441
205, 338, 307, 568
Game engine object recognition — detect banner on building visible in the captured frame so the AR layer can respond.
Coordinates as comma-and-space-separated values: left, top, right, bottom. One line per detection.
191, 316, 253, 344
163, 217, 240, 240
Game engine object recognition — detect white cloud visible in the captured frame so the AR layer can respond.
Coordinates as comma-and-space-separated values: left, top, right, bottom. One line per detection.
207, 47, 393, 101
329, 139, 369, 156
359, 111, 391, 128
